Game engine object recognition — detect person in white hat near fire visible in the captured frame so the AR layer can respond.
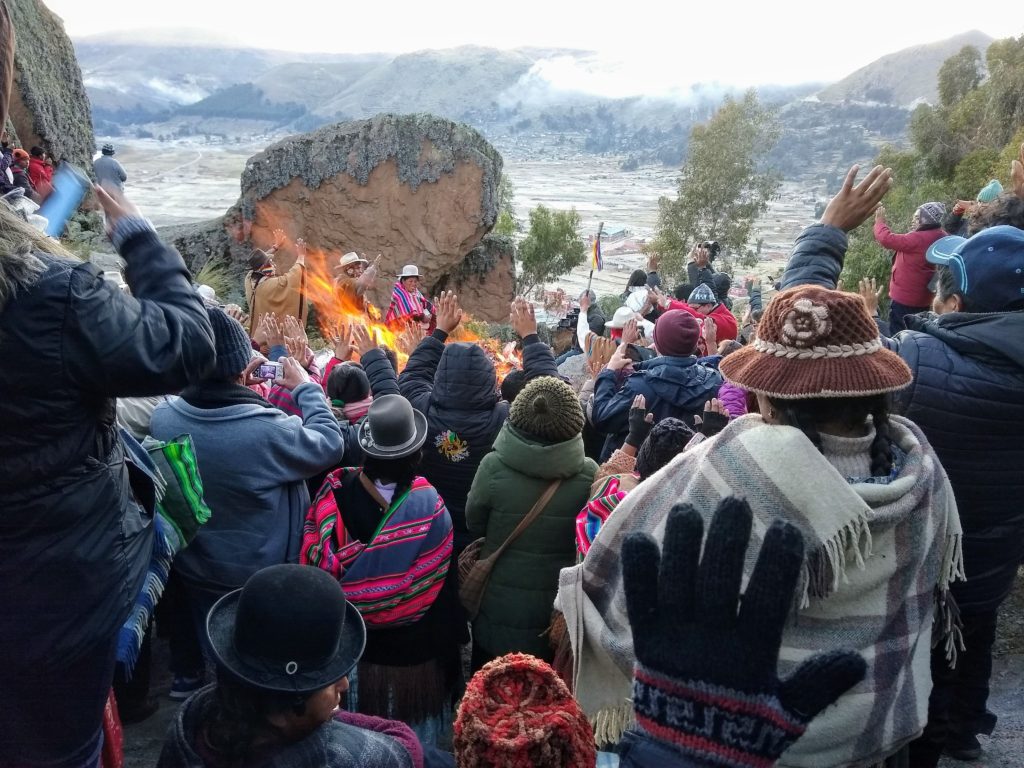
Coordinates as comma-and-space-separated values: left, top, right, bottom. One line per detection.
385, 264, 434, 331
333, 251, 380, 312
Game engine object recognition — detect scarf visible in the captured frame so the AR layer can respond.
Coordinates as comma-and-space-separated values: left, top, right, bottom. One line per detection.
301, 468, 453, 628
332, 395, 373, 423
181, 381, 275, 410
555, 414, 963, 766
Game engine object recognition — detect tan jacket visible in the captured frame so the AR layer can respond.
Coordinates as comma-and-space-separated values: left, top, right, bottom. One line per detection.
245, 262, 308, 333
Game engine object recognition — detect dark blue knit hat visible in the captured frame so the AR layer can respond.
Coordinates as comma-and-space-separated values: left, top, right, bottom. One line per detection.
206, 307, 253, 381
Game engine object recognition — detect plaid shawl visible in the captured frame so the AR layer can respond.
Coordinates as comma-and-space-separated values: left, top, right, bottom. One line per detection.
301, 468, 453, 628
555, 414, 963, 767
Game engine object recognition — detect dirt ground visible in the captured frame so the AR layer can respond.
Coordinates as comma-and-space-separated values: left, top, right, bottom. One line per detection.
125, 571, 1024, 766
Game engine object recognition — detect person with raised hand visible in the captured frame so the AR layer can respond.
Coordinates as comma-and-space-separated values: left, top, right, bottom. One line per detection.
244, 229, 308, 335
558, 283, 963, 766
617, 498, 866, 767
150, 309, 343, 662
397, 295, 558, 556
781, 164, 1024, 765
1, 173, 216, 763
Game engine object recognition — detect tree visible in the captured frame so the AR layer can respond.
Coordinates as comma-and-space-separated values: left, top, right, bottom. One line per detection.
938, 46, 983, 108
516, 205, 586, 297
493, 173, 519, 237
650, 90, 781, 279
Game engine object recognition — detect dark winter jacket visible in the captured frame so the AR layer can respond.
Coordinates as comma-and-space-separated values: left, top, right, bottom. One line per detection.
397, 330, 559, 552
782, 223, 1024, 612
687, 261, 716, 292
591, 355, 723, 459
158, 687, 415, 768
466, 424, 596, 659
0, 226, 215, 762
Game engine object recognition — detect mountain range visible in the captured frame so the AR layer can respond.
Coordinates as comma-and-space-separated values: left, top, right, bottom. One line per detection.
74, 30, 997, 182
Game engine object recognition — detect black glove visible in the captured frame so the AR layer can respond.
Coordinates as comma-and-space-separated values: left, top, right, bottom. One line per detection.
698, 410, 729, 438
622, 497, 866, 766
625, 401, 654, 449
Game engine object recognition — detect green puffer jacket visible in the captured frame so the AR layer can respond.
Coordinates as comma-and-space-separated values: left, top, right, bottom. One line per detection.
466, 423, 597, 660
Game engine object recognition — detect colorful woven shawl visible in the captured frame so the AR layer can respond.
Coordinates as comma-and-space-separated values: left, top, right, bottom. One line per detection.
385, 281, 430, 326
301, 468, 453, 627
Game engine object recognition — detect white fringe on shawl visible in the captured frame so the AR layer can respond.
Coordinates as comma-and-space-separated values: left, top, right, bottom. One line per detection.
554, 414, 963, 767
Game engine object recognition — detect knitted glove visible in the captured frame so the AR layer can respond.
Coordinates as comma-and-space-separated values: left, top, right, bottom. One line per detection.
625, 401, 654, 449
698, 410, 729, 438
622, 497, 866, 767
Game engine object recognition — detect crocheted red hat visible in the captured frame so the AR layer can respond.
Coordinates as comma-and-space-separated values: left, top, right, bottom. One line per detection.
720, 285, 912, 399
453, 653, 596, 768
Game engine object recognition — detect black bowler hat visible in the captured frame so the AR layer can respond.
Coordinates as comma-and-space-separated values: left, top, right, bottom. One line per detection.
206, 564, 365, 694
357, 394, 428, 459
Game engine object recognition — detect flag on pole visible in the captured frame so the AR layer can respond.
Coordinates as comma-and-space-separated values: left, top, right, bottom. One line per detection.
591, 233, 603, 271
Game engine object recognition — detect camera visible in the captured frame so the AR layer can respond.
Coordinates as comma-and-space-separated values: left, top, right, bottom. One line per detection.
702, 241, 721, 262
257, 361, 283, 380
558, 307, 581, 331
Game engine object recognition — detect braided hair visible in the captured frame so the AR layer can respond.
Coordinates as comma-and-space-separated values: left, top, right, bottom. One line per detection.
769, 394, 894, 477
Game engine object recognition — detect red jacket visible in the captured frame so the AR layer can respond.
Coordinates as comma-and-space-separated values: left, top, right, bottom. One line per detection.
665, 299, 738, 355
27, 157, 52, 191
874, 221, 946, 307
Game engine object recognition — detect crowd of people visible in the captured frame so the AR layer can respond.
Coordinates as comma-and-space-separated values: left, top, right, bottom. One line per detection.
2, 19, 1024, 760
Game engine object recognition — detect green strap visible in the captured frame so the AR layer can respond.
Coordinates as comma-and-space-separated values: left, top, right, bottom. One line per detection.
369, 486, 414, 542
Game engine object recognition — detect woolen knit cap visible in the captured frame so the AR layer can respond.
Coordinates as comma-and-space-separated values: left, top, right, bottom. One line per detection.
687, 283, 717, 306
719, 285, 912, 399
917, 202, 946, 228
977, 179, 1003, 203
206, 307, 254, 381
453, 653, 596, 768
508, 376, 584, 443
652, 309, 700, 357
635, 417, 693, 479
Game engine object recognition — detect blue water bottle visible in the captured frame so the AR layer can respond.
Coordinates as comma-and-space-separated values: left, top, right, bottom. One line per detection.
39, 163, 92, 238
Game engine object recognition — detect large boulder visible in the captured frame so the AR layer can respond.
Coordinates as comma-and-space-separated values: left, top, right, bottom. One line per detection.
6, 0, 95, 166
167, 113, 514, 320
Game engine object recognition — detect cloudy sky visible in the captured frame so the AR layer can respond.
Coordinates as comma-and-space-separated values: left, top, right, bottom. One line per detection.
46, 0, 1024, 89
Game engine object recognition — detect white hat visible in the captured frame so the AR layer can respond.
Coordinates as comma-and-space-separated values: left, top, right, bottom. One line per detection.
339, 252, 368, 269
197, 284, 217, 302
604, 306, 636, 329
399, 265, 420, 278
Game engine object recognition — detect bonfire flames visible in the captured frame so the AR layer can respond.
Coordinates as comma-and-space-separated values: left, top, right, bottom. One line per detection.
298, 241, 523, 380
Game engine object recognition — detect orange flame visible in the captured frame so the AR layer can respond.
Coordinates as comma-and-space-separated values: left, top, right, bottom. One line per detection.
249, 205, 522, 379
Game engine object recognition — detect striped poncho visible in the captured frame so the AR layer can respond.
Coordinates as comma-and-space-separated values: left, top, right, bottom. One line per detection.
301, 468, 453, 628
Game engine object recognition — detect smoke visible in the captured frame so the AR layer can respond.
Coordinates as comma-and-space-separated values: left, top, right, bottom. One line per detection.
497, 52, 742, 110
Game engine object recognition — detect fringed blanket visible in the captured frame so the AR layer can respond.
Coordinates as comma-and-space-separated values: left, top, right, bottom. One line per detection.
555, 414, 963, 767
301, 469, 453, 628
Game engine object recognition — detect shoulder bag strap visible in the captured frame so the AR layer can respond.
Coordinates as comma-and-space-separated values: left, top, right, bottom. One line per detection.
487, 479, 562, 563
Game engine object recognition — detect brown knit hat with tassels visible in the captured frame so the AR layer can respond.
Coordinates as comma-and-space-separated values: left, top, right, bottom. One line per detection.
720, 285, 912, 399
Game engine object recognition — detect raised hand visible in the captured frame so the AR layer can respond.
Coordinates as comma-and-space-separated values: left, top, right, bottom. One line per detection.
702, 316, 717, 352
272, 228, 287, 249
606, 340, 631, 372
621, 317, 640, 346
510, 297, 538, 339
264, 313, 285, 348
283, 315, 308, 347
351, 323, 378, 357
1012, 142, 1024, 200
332, 322, 354, 361
858, 277, 883, 316
699, 397, 730, 437
622, 498, 866, 764
398, 322, 425, 354
434, 290, 463, 334
252, 313, 271, 347
94, 184, 144, 240
625, 394, 654, 450
223, 304, 249, 327
579, 291, 591, 312
821, 164, 894, 232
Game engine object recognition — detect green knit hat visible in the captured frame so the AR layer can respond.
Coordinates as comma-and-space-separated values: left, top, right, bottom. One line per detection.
509, 376, 584, 444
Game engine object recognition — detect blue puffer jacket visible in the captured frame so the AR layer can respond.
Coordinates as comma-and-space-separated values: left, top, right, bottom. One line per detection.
782, 224, 1024, 612
591, 355, 723, 460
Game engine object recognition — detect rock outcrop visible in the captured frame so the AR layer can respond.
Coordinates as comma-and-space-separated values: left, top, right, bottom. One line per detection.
168, 113, 514, 319
6, 0, 95, 166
